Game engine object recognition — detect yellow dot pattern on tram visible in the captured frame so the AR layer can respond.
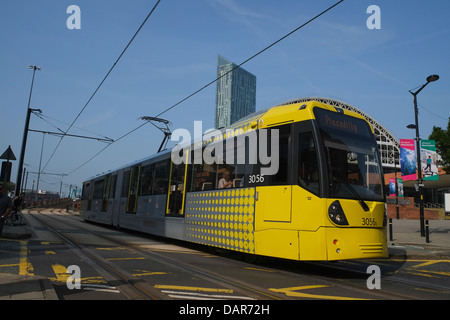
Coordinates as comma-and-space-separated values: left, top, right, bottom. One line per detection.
185, 188, 255, 254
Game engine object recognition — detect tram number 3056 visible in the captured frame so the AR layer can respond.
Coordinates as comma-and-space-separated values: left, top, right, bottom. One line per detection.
248, 174, 265, 184
362, 217, 377, 226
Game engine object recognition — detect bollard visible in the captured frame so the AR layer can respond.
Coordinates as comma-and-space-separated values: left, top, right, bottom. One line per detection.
389, 218, 393, 241
425, 220, 430, 243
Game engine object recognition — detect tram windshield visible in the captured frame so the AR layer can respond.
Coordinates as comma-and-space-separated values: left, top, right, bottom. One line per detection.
314, 108, 384, 202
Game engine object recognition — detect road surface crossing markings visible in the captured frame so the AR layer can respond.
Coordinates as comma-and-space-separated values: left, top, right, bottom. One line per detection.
50, 264, 109, 286
404, 259, 450, 278
154, 285, 255, 300
95, 247, 126, 251
411, 260, 450, 269
132, 269, 167, 277
19, 240, 34, 276
269, 285, 369, 300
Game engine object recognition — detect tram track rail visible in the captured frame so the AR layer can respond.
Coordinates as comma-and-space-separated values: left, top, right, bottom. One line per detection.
26, 209, 282, 300
27, 209, 164, 300
25, 209, 449, 300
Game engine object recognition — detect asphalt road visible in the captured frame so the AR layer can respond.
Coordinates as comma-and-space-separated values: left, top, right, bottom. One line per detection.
1, 209, 449, 302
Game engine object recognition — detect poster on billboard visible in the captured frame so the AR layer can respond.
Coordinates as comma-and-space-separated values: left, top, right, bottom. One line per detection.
389, 178, 395, 196
421, 140, 439, 181
398, 178, 404, 196
400, 139, 416, 181
389, 178, 404, 197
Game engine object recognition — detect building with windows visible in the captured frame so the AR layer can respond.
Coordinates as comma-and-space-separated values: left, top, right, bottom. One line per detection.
215, 55, 256, 129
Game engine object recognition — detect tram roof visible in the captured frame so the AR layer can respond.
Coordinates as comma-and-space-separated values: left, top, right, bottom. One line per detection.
85, 97, 401, 182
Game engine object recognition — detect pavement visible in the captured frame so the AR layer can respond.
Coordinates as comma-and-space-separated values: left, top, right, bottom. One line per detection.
0, 212, 449, 300
0, 218, 59, 300
387, 218, 450, 259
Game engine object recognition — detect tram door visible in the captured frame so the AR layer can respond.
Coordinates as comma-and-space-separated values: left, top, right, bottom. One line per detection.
166, 156, 189, 216
126, 166, 140, 213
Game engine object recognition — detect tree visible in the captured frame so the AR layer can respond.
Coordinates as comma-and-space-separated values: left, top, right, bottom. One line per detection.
429, 117, 450, 173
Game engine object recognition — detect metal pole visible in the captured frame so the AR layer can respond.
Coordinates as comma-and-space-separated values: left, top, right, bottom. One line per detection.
15, 65, 41, 196
394, 158, 399, 219
389, 218, 393, 241
412, 93, 425, 237
408, 75, 439, 236
36, 132, 46, 193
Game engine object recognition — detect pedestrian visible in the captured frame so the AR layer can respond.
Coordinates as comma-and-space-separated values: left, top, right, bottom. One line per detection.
12, 192, 25, 212
0, 183, 14, 235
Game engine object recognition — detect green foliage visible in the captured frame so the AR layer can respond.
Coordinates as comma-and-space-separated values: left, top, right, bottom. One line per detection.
429, 118, 450, 173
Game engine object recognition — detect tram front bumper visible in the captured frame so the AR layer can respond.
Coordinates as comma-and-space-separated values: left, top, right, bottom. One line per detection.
325, 227, 388, 260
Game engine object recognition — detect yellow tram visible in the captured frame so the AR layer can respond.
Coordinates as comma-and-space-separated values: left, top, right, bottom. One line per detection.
81, 99, 388, 261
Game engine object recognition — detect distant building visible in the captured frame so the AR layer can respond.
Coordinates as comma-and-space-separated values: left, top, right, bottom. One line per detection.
215, 55, 256, 129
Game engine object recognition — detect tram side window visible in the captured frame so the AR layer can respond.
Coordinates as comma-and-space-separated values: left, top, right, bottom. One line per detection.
139, 164, 154, 196
220, 137, 248, 188
93, 179, 105, 199
122, 170, 130, 197
82, 182, 92, 210
82, 182, 91, 200
109, 175, 117, 198
298, 132, 320, 196
191, 162, 216, 191
269, 125, 290, 186
152, 160, 169, 195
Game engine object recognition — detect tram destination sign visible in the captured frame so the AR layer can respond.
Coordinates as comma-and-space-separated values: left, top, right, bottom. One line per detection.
314, 108, 372, 137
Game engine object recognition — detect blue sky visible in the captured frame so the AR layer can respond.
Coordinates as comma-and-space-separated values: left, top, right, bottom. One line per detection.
1, 0, 449, 195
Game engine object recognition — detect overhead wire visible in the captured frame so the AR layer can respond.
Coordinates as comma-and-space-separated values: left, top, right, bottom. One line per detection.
42, 0, 162, 171
67, 122, 149, 175
418, 103, 449, 122
34, 112, 113, 141
155, 0, 344, 118
65, 0, 345, 175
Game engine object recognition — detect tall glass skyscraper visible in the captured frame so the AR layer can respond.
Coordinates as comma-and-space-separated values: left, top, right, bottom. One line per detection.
215, 55, 256, 129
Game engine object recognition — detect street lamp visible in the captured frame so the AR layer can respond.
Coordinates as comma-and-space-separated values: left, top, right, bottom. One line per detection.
408, 74, 439, 237
15, 65, 41, 196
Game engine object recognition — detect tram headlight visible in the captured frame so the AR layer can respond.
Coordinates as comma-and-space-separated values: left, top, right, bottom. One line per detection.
328, 200, 349, 226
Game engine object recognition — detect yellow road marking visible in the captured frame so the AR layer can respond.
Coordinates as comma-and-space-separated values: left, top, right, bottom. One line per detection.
0, 263, 19, 268
19, 240, 33, 276
269, 285, 369, 300
412, 260, 449, 268
51, 264, 70, 283
411, 269, 450, 277
79, 276, 108, 284
132, 271, 167, 276
390, 259, 450, 263
50, 264, 107, 284
408, 272, 439, 278
132, 269, 166, 276
154, 285, 233, 294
